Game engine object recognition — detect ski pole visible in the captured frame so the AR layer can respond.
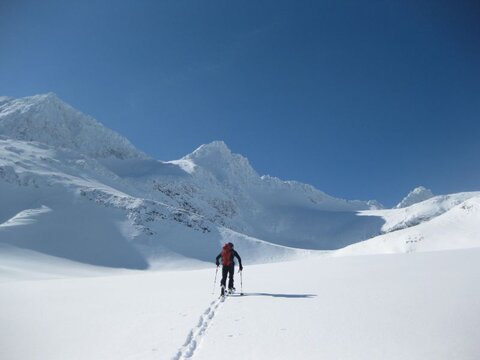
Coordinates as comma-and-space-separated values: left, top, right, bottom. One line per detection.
240, 269, 243, 296
212, 266, 219, 295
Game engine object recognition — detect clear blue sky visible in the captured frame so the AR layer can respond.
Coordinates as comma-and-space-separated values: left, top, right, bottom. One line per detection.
1, 0, 479, 206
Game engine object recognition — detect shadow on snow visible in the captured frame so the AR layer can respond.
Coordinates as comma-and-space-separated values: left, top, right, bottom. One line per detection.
233, 292, 316, 299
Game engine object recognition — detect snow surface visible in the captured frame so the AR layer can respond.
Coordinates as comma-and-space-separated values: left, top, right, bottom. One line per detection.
1, 93, 480, 359
1, 249, 479, 360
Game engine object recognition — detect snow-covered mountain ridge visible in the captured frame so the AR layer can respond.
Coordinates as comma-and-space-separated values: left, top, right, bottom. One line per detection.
0, 93, 146, 160
1, 93, 479, 268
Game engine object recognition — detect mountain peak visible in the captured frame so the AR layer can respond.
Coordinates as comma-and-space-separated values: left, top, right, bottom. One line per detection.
395, 186, 434, 208
36, 92, 59, 100
184, 141, 258, 182
0, 93, 146, 160
188, 140, 232, 159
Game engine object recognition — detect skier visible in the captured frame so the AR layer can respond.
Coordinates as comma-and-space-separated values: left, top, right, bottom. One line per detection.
216, 242, 243, 296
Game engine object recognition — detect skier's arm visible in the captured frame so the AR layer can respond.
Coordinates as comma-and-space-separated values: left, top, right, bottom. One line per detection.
215, 253, 221, 266
234, 250, 243, 270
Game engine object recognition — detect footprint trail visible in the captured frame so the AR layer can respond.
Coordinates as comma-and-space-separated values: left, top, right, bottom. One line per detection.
172, 297, 224, 359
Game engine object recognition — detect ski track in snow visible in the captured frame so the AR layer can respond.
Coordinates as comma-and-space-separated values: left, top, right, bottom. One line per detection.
172, 297, 224, 360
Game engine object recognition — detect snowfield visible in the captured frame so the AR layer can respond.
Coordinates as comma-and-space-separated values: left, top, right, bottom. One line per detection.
1, 93, 480, 359
1, 248, 479, 360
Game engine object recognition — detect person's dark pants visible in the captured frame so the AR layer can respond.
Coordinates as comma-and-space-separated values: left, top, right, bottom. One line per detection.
220, 264, 235, 289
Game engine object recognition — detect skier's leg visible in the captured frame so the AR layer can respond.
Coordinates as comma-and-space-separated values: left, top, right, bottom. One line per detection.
228, 265, 234, 289
221, 266, 228, 288
220, 266, 228, 296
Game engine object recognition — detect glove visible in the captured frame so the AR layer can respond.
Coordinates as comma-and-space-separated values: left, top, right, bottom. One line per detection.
239, 265, 243, 271
216, 261, 219, 267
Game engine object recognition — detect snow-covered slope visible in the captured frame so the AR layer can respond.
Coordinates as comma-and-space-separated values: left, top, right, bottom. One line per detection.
0, 135, 325, 266
360, 191, 480, 233
336, 193, 480, 255
0, 137, 310, 268
156, 141, 386, 249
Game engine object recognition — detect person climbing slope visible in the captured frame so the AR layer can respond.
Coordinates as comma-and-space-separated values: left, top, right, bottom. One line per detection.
216, 242, 243, 296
